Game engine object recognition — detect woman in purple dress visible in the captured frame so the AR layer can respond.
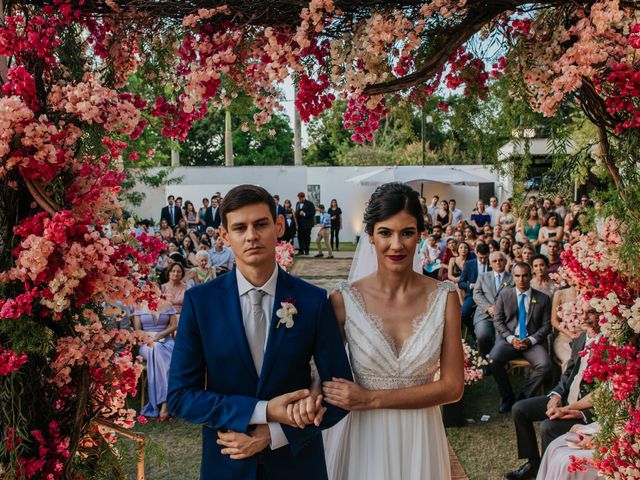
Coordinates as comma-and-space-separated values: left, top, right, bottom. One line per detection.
134, 301, 178, 419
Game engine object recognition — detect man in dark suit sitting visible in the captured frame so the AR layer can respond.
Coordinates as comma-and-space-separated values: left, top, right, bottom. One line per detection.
458, 242, 491, 332
489, 262, 552, 414
504, 309, 600, 479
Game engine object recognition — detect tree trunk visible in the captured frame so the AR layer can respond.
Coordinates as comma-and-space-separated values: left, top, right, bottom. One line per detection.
597, 126, 625, 200
293, 82, 303, 166
224, 109, 234, 166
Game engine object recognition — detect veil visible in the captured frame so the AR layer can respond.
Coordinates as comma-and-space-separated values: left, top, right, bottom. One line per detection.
348, 231, 423, 283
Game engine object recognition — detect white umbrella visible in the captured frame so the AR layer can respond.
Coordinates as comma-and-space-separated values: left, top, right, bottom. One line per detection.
346, 166, 490, 186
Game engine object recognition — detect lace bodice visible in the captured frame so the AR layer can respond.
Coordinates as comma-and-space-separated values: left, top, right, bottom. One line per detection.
335, 280, 456, 390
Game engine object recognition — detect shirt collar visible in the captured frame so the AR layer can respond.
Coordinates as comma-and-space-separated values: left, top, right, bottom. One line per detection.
236, 264, 279, 297
515, 287, 532, 297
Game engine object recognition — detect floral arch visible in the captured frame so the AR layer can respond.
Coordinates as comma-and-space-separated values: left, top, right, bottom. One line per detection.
0, 0, 639, 478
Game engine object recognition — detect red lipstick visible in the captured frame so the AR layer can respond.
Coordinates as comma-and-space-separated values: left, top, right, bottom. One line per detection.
387, 255, 407, 262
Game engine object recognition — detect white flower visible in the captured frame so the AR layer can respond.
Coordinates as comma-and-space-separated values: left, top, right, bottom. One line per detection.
276, 301, 298, 329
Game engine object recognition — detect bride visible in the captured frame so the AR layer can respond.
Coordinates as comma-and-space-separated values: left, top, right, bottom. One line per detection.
290, 182, 464, 479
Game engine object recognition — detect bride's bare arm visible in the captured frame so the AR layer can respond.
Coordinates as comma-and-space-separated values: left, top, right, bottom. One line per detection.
329, 290, 347, 343
323, 290, 464, 410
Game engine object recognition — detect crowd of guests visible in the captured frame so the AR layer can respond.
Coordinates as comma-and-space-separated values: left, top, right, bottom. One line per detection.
416, 192, 601, 480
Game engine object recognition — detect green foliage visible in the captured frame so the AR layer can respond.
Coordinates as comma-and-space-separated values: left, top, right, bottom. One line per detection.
178, 94, 294, 166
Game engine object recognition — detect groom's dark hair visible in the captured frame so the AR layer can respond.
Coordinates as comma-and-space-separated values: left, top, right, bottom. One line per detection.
220, 184, 277, 229
364, 182, 425, 235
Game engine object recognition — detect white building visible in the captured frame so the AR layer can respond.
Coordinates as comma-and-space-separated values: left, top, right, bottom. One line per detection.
130, 165, 507, 243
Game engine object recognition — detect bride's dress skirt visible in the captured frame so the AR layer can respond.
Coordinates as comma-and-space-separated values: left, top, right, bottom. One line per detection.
324, 407, 450, 480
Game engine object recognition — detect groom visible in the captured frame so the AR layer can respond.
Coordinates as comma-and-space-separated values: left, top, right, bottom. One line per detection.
168, 184, 352, 480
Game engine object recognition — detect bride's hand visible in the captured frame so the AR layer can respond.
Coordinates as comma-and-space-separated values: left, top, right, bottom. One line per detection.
323, 378, 372, 411
286, 393, 326, 428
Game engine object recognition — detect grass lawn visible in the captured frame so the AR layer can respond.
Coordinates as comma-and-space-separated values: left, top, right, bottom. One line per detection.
119, 376, 535, 479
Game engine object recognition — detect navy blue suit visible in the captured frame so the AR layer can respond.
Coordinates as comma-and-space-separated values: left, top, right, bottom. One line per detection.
458, 258, 491, 331
168, 267, 352, 480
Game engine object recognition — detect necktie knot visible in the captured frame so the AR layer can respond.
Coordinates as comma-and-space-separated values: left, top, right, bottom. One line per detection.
248, 289, 265, 306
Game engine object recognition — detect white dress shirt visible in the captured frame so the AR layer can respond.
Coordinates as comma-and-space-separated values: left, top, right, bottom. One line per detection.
477, 259, 489, 274
506, 288, 537, 345
451, 208, 464, 226
236, 265, 289, 450
486, 205, 500, 227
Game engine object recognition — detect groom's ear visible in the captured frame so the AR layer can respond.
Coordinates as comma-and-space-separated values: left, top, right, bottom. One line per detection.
219, 227, 229, 243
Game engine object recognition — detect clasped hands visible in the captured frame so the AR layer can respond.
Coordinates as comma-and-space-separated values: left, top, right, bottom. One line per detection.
511, 337, 531, 351
217, 387, 325, 461
545, 395, 583, 420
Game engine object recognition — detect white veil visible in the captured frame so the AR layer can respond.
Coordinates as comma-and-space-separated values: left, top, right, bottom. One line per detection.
348, 231, 423, 283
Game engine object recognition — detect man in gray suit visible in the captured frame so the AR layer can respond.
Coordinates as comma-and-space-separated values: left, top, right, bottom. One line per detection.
489, 262, 552, 413
472, 251, 513, 357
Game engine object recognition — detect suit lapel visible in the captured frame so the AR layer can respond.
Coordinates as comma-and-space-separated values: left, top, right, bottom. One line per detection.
219, 268, 259, 383
257, 269, 295, 394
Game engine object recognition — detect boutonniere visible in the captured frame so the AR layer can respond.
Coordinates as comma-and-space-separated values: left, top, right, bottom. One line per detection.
501, 281, 510, 288
276, 300, 298, 329
531, 297, 537, 305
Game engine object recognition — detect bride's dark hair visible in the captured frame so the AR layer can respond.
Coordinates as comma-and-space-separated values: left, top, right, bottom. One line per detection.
363, 183, 426, 235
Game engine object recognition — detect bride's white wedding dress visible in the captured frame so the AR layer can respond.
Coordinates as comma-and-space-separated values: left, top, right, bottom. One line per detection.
323, 280, 455, 480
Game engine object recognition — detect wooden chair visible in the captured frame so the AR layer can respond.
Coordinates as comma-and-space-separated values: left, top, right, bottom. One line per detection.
94, 417, 146, 480
506, 358, 546, 394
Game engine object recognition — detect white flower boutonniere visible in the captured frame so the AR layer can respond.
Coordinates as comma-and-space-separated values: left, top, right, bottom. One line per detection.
502, 281, 511, 289
276, 301, 298, 329
531, 297, 537, 305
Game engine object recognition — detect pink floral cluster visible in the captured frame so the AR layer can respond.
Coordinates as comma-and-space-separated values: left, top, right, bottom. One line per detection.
600, 25, 640, 133
0, 210, 162, 319
51, 311, 151, 429
275, 241, 295, 272
343, 94, 388, 143
462, 339, 487, 385
15, 421, 70, 479
0, 345, 28, 376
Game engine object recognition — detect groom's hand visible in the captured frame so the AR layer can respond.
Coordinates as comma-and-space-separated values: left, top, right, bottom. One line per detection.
266, 389, 310, 426
217, 424, 270, 460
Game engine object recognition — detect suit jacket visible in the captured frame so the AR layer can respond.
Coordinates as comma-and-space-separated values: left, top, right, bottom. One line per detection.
551, 332, 594, 422
458, 258, 491, 299
168, 267, 352, 480
472, 271, 513, 325
203, 206, 221, 229
295, 200, 316, 229
276, 204, 286, 218
161, 204, 183, 227
493, 287, 552, 346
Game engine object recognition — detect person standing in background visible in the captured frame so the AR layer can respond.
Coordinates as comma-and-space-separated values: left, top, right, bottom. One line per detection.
295, 192, 316, 256
328, 199, 342, 252
314, 205, 334, 259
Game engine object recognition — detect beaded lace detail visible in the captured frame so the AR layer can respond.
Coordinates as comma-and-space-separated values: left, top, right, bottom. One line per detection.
333, 280, 452, 390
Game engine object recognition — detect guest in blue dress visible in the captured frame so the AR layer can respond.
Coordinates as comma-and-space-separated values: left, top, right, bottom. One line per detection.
133, 302, 178, 419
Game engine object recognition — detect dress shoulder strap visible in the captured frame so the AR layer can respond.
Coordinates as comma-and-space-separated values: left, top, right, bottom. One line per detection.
437, 280, 457, 293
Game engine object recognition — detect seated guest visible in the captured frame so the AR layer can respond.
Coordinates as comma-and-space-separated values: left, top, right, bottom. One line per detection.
207, 234, 235, 275
498, 201, 517, 234
546, 239, 562, 275
521, 244, 535, 266
470, 199, 492, 234
184, 250, 216, 286
489, 262, 552, 414
472, 251, 512, 357
551, 277, 580, 372
538, 213, 564, 257
459, 242, 491, 332
420, 234, 442, 279
157, 218, 174, 240
536, 422, 599, 480
531, 255, 555, 298
449, 198, 464, 227
440, 238, 458, 281
511, 241, 524, 265
161, 262, 188, 314
134, 299, 178, 419
505, 309, 600, 479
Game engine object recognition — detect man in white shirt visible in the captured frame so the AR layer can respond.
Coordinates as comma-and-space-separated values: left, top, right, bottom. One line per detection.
427, 195, 439, 224
448, 198, 464, 227
485, 196, 500, 227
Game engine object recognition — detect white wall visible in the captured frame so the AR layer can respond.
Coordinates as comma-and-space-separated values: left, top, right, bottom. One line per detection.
130, 165, 503, 243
